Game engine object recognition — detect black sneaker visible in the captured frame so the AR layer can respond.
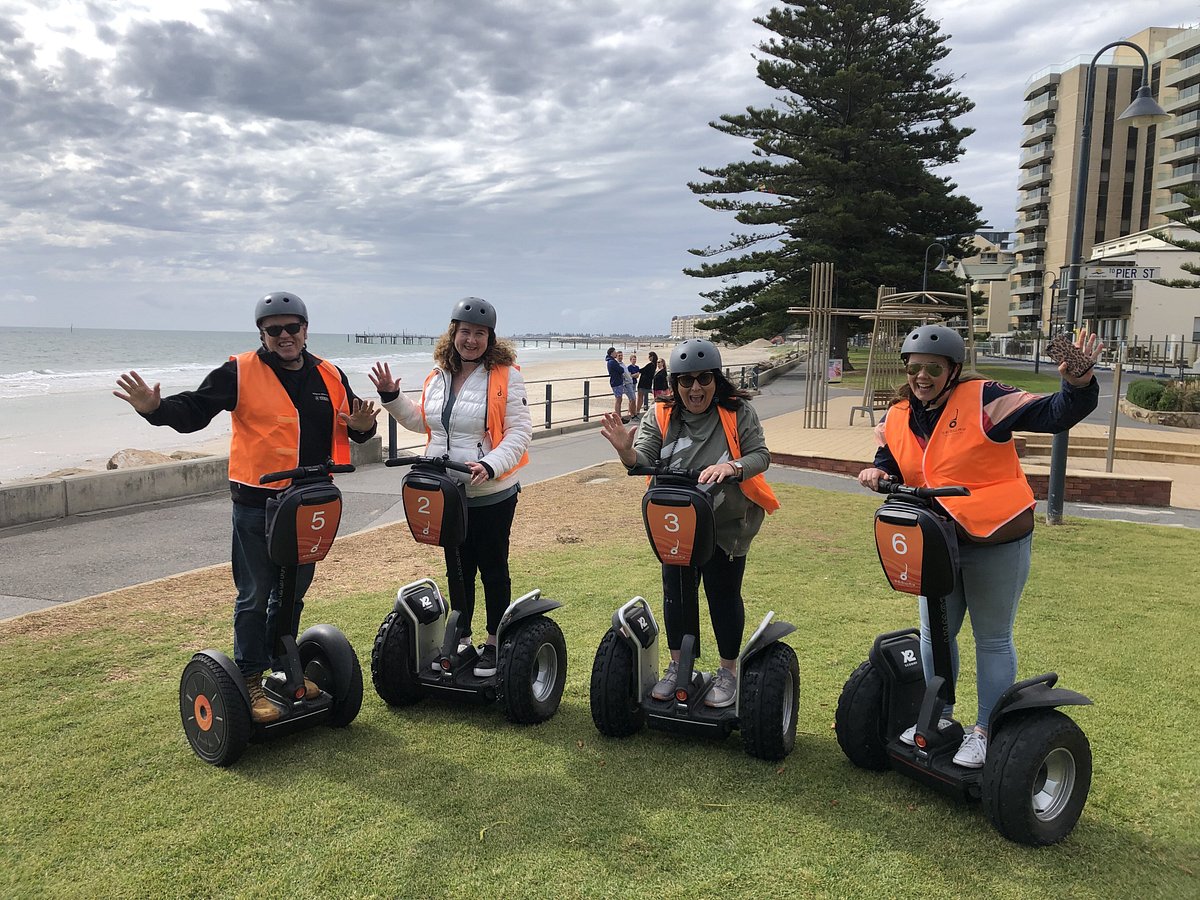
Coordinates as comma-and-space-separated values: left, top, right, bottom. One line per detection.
473, 643, 498, 677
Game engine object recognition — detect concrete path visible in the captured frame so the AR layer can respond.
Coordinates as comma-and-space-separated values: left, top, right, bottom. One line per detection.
3, 361, 1197, 621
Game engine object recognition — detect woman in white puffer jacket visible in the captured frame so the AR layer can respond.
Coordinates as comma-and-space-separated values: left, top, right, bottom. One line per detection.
370, 297, 533, 677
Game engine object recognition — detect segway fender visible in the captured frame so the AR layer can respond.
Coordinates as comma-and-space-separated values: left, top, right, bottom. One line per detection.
496, 589, 562, 643
990, 673, 1092, 733
297, 624, 357, 704
197, 649, 251, 709
738, 612, 796, 665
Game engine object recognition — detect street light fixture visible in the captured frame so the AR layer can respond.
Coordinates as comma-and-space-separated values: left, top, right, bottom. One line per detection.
922, 242, 951, 293
1045, 40, 1170, 525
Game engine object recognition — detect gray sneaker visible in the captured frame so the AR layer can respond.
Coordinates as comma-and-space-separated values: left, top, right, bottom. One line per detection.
651, 659, 679, 701
705, 667, 737, 708
899, 717, 954, 746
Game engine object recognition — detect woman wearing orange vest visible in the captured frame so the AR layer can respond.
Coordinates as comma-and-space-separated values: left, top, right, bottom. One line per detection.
371, 297, 533, 678
858, 325, 1102, 769
114, 292, 380, 723
601, 338, 779, 709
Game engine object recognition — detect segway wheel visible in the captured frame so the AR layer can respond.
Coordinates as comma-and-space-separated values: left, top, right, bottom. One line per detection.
496, 615, 567, 724
179, 654, 251, 767
298, 626, 363, 727
982, 709, 1092, 846
834, 660, 889, 770
740, 642, 800, 761
371, 611, 424, 707
589, 628, 644, 738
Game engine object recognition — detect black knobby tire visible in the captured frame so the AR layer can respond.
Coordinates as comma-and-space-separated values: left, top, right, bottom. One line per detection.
982, 709, 1092, 846
179, 655, 251, 767
589, 628, 644, 738
370, 611, 424, 707
834, 660, 889, 770
495, 615, 567, 724
299, 633, 363, 727
740, 642, 800, 761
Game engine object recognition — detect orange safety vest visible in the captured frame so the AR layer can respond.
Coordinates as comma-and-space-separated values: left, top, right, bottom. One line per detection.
420, 365, 529, 479
228, 351, 350, 489
654, 404, 780, 513
884, 380, 1035, 539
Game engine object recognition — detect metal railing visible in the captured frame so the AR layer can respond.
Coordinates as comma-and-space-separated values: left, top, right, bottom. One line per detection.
383, 367, 763, 458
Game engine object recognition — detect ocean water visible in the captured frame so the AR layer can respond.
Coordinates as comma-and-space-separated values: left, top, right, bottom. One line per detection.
0, 326, 602, 481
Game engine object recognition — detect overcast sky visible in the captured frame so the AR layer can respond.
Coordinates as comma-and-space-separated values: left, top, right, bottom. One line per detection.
1, 0, 1197, 336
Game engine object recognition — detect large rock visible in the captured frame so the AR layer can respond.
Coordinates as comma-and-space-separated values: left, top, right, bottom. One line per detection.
106, 448, 176, 470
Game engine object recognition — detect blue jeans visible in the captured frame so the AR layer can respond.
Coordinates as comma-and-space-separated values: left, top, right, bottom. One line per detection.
231, 503, 315, 676
918, 534, 1032, 731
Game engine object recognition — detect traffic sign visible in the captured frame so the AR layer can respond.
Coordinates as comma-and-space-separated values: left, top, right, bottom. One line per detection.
1083, 265, 1160, 280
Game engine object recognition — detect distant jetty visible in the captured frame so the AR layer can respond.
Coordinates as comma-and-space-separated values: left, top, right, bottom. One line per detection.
350, 333, 666, 351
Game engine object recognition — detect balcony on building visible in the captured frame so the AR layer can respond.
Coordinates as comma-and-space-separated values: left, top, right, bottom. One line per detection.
1016, 188, 1050, 212
1014, 211, 1048, 234
1161, 108, 1200, 140
1154, 190, 1192, 216
1160, 163, 1200, 190
1021, 120, 1057, 147
1164, 47, 1200, 90
1012, 257, 1045, 276
1023, 70, 1061, 102
1013, 236, 1047, 254
1160, 134, 1200, 165
1017, 165, 1052, 191
1165, 81, 1200, 117
1011, 280, 1043, 297
1021, 93, 1058, 126
1019, 142, 1054, 167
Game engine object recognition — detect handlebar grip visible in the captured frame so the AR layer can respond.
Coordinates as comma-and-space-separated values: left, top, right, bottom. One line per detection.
258, 461, 356, 484
627, 465, 704, 482
385, 454, 474, 475
259, 469, 295, 484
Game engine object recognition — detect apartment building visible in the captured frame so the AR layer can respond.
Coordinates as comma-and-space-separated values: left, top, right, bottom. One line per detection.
669, 315, 713, 340
1012, 27, 1187, 334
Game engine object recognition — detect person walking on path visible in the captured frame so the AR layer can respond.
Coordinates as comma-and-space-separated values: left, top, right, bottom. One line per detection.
600, 338, 779, 708
113, 291, 380, 723
369, 297, 533, 678
857, 325, 1101, 769
636, 351, 658, 412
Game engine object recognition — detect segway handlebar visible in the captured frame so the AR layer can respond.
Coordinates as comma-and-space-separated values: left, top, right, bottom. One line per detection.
875, 477, 970, 499
259, 461, 356, 484
626, 465, 705, 482
385, 454, 474, 475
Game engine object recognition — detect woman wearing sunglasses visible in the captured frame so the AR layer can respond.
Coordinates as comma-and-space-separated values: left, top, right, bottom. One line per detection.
600, 338, 779, 709
370, 298, 533, 678
857, 324, 1101, 769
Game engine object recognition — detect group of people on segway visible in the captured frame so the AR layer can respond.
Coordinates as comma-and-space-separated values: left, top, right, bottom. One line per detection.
114, 286, 1105, 842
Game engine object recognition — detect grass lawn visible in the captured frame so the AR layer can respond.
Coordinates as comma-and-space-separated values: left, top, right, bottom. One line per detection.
1, 467, 1197, 898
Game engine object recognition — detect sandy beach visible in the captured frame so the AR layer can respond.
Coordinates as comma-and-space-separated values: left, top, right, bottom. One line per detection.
8, 341, 790, 482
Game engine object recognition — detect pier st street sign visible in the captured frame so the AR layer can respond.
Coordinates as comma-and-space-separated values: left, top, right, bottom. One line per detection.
1083, 265, 1160, 280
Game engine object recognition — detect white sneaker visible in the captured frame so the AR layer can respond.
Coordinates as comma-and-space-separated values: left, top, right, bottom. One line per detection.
704, 667, 737, 708
898, 717, 954, 746
953, 730, 988, 768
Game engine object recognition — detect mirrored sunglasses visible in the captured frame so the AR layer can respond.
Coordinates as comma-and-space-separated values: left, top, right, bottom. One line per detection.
905, 362, 944, 377
263, 322, 305, 337
675, 372, 715, 388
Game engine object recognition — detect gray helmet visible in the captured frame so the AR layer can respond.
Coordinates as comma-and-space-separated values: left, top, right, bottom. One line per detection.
451, 297, 496, 330
255, 291, 308, 325
901, 325, 964, 364
669, 338, 722, 374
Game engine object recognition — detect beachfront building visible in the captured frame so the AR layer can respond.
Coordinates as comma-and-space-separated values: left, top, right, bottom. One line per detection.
670, 315, 714, 340
1012, 26, 1188, 335
956, 233, 1016, 336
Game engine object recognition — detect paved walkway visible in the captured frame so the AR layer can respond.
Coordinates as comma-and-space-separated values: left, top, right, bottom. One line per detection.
3, 361, 1198, 621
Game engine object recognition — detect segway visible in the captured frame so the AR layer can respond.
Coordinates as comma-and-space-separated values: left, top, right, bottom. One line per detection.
370, 454, 567, 724
589, 466, 799, 761
834, 479, 1093, 845
179, 461, 364, 766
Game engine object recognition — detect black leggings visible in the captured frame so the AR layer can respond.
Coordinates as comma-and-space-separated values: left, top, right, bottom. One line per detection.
661, 551, 747, 661
442, 492, 518, 638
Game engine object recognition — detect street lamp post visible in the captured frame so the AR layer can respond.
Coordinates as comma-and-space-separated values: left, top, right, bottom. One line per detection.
1045, 40, 1170, 524
1036, 272, 1058, 375
922, 242, 951, 293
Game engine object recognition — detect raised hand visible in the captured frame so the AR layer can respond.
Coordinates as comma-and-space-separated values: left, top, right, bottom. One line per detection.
340, 397, 381, 431
369, 362, 399, 394
600, 411, 637, 466
113, 370, 162, 414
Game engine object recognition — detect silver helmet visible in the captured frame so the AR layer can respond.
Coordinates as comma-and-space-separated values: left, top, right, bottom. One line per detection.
669, 338, 722, 374
255, 291, 308, 325
451, 297, 496, 330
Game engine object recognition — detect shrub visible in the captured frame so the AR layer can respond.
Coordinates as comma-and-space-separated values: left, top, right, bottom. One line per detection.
1126, 379, 1165, 410
1158, 382, 1200, 412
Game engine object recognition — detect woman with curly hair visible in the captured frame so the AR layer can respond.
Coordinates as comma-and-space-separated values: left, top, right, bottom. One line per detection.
370, 297, 533, 677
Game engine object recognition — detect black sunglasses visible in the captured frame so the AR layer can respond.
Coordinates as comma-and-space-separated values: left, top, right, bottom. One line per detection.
262, 322, 305, 337
905, 362, 945, 377
675, 372, 715, 388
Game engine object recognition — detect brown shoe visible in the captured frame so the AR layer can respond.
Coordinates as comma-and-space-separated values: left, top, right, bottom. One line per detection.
244, 671, 282, 723
303, 677, 322, 699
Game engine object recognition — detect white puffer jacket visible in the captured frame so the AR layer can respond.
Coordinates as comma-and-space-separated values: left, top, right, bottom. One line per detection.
382, 364, 533, 500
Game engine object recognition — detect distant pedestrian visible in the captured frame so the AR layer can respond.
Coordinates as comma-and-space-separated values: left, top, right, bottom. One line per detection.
606, 347, 627, 422
637, 351, 658, 411
617, 350, 637, 420
652, 357, 669, 400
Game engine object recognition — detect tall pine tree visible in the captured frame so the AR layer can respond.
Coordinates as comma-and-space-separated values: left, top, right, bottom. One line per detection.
687, 0, 982, 343
1153, 184, 1200, 288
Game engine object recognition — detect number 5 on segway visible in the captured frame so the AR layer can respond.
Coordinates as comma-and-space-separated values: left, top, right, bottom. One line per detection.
590, 467, 800, 761
370, 455, 567, 724
179, 462, 364, 767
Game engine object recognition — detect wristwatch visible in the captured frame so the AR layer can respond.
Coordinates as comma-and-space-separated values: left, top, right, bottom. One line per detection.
730, 461, 744, 481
